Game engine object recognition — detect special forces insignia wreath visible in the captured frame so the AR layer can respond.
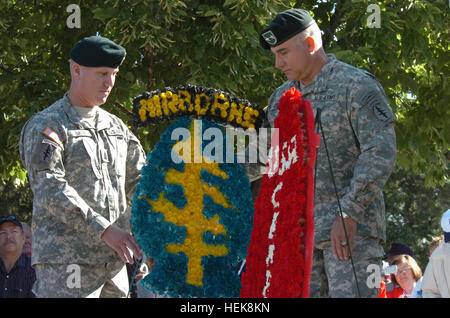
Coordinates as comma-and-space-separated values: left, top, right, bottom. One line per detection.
130, 85, 318, 298
130, 86, 260, 297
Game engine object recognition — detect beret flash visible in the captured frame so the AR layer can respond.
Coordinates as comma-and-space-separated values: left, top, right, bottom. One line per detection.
259, 8, 315, 50
70, 35, 126, 68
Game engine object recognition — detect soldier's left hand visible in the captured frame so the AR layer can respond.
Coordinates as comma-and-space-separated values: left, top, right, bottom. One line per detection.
330, 216, 357, 261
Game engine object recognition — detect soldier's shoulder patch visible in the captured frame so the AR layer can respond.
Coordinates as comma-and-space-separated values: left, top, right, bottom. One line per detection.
355, 88, 395, 123
39, 140, 57, 163
42, 126, 63, 147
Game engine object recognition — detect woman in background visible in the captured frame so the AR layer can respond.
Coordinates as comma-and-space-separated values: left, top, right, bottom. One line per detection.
386, 254, 423, 298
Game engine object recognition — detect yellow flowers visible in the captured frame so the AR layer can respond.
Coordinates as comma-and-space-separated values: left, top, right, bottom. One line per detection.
136, 86, 261, 130
140, 120, 235, 287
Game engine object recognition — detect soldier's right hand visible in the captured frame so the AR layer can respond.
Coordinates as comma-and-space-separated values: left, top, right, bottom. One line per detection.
101, 225, 143, 264
330, 216, 357, 261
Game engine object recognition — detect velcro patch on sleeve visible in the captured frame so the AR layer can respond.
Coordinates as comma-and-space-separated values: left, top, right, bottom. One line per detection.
356, 89, 395, 123
39, 140, 57, 162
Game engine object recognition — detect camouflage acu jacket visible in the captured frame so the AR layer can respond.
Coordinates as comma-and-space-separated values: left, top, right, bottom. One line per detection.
266, 54, 396, 242
19, 94, 146, 264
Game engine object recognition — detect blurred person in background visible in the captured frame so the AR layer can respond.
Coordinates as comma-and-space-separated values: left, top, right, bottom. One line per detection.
383, 242, 414, 265
428, 235, 443, 257
422, 209, 450, 298
0, 215, 36, 298
386, 254, 423, 298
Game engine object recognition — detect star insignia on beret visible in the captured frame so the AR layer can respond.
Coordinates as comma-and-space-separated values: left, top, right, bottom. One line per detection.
262, 30, 277, 46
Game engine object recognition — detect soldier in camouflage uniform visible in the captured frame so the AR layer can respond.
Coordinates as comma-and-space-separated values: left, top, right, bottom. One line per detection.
19, 36, 146, 297
259, 9, 396, 297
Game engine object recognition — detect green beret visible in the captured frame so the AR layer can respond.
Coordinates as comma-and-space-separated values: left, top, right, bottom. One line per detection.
70, 35, 126, 68
259, 9, 315, 50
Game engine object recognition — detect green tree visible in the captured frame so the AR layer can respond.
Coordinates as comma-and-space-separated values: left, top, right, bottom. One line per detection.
0, 0, 288, 182
0, 0, 448, 253
1, 0, 449, 185
0, 0, 289, 216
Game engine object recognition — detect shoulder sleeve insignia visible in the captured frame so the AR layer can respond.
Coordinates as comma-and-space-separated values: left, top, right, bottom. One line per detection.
356, 89, 395, 123
39, 140, 56, 162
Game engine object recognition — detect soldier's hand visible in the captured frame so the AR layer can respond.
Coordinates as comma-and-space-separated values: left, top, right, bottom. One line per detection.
101, 225, 143, 264
330, 216, 357, 261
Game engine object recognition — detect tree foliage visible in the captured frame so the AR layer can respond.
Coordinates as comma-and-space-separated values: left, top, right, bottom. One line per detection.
0, 0, 289, 182
0, 0, 449, 261
1, 0, 449, 183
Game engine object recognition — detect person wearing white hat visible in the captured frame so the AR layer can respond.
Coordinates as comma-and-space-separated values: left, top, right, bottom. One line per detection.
421, 209, 450, 297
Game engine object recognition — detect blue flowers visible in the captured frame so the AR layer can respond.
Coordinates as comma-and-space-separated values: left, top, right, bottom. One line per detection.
131, 118, 254, 297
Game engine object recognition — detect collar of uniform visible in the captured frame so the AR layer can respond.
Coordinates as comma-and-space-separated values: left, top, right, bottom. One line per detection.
62, 93, 112, 131
62, 93, 91, 129
95, 108, 115, 131
297, 54, 337, 96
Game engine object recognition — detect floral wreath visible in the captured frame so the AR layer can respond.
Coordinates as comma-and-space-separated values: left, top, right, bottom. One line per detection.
132, 85, 264, 130
240, 87, 319, 298
130, 87, 256, 297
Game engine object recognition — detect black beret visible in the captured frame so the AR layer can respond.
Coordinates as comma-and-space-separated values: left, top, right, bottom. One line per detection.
70, 35, 126, 68
259, 8, 315, 50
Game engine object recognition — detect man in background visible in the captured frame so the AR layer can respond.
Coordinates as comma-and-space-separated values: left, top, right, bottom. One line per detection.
0, 215, 36, 298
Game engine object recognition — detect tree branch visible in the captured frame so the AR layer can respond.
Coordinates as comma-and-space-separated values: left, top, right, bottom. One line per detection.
146, 44, 154, 91
323, 0, 347, 50
0, 65, 14, 75
113, 101, 138, 135
113, 102, 132, 118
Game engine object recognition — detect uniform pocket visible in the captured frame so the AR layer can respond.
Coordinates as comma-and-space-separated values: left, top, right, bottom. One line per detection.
67, 129, 102, 179
105, 128, 127, 177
